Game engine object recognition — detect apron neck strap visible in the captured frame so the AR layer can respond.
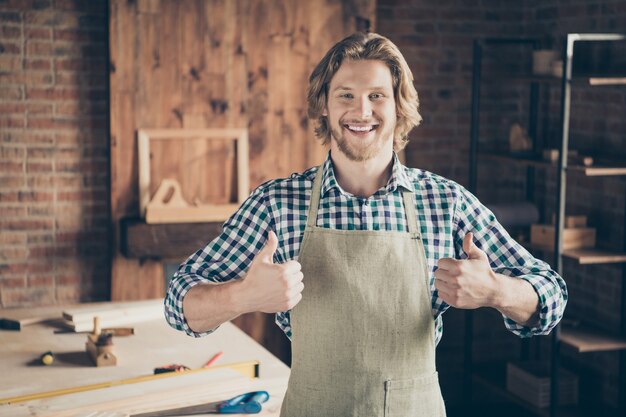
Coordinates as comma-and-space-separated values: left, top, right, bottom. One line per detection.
402, 190, 419, 234
306, 165, 325, 227
307, 164, 419, 234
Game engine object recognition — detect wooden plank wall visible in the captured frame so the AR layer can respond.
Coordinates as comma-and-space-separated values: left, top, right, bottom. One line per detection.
109, 0, 375, 360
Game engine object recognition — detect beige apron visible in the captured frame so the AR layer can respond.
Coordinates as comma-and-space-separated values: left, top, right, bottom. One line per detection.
280, 167, 446, 417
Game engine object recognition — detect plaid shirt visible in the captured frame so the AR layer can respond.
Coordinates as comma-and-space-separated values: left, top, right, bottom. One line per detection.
165, 152, 567, 345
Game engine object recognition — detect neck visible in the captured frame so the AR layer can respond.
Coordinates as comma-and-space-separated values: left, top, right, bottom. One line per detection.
329, 147, 394, 198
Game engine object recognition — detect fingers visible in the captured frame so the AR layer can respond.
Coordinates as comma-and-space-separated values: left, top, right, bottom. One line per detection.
434, 268, 459, 287
288, 279, 304, 297
282, 260, 302, 274
437, 257, 461, 272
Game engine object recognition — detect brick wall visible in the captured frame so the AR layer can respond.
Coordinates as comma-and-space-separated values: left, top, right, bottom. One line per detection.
0, 0, 110, 307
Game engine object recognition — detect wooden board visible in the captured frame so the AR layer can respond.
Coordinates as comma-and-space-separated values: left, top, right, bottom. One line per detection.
563, 248, 626, 265
0, 305, 66, 330
119, 219, 223, 259
62, 299, 163, 332
530, 225, 596, 250
560, 326, 626, 353
109, 0, 376, 360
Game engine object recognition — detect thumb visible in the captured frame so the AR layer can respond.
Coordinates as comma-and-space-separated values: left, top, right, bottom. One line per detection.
463, 232, 486, 260
257, 230, 278, 264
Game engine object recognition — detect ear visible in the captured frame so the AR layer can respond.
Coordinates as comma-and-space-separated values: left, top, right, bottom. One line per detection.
322, 107, 328, 117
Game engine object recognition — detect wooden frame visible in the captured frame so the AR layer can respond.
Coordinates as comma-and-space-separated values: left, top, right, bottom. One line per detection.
137, 128, 249, 224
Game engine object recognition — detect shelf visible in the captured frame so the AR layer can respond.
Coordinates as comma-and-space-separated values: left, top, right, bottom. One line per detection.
484, 74, 626, 86
120, 218, 223, 259
568, 165, 626, 176
560, 326, 626, 353
526, 243, 626, 265
472, 363, 609, 417
562, 248, 626, 265
480, 152, 626, 176
588, 77, 626, 86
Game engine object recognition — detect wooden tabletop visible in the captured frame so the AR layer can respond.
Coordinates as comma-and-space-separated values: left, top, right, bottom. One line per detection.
0, 304, 289, 417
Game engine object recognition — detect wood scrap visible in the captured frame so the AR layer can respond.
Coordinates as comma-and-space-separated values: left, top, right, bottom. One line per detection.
531, 224, 596, 250
0, 305, 65, 331
61, 299, 163, 333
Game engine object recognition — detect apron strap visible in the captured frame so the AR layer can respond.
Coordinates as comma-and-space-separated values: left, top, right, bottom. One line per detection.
308, 164, 419, 235
402, 190, 419, 234
306, 165, 325, 228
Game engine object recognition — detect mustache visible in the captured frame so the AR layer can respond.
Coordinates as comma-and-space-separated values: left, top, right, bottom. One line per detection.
340, 119, 380, 124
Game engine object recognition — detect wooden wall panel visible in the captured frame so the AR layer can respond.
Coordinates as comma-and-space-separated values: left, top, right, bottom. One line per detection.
110, 0, 376, 360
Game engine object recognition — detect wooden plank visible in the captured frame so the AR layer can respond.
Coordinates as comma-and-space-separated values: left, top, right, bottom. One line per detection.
563, 248, 626, 265
560, 326, 626, 353
0, 305, 65, 330
110, 0, 164, 300
62, 299, 163, 332
120, 218, 223, 259
246, 0, 271, 187
530, 225, 596, 250
576, 165, 626, 176
588, 77, 626, 85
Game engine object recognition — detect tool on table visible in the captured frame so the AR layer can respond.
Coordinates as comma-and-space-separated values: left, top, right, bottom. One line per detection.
40, 351, 55, 365
2, 360, 260, 405
86, 316, 117, 366
203, 351, 224, 368
153, 364, 190, 374
154, 351, 223, 374
54, 327, 135, 336
130, 391, 270, 416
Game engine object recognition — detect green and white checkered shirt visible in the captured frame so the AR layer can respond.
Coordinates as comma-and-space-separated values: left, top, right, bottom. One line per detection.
165, 152, 567, 345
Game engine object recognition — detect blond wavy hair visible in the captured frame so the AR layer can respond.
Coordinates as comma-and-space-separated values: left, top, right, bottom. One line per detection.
307, 32, 422, 151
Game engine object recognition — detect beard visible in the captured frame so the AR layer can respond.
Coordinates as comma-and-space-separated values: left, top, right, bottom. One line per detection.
329, 119, 394, 162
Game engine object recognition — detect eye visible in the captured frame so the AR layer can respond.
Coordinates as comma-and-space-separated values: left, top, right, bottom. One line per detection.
370, 93, 384, 99
339, 93, 353, 99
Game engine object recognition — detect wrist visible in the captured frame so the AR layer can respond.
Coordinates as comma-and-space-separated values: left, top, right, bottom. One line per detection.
488, 272, 511, 311
227, 277, 251, 316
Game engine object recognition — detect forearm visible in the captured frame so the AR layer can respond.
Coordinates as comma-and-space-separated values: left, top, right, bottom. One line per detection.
490, 273, 540, 327
182, 280, 247, 333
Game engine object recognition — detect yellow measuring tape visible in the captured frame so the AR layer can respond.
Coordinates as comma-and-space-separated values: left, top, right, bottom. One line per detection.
0, 360, 259, 405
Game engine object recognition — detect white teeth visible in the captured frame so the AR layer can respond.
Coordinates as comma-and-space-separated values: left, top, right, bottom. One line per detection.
346, 125, 374, 132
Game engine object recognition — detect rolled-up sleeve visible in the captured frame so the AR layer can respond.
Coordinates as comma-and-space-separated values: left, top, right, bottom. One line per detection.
453, 186, 568, 337
164, 187, 273, 337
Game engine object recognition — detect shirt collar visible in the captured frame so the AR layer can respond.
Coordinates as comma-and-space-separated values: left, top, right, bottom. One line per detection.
320, 151, 414, 197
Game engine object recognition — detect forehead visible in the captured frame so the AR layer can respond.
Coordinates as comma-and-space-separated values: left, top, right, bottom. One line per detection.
330, 59, 393, 90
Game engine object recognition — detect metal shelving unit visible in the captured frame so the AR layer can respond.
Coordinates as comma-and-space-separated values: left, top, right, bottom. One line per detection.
467, 33, 626, 417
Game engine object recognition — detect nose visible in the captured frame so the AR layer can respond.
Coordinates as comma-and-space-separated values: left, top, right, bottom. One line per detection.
356, 96, 372, 119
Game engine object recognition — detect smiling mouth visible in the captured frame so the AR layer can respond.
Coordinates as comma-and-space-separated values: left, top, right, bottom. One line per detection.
343, 124, 379, 134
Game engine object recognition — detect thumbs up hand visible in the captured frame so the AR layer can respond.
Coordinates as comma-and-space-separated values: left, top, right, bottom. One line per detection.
238, 231, 304, 314
434, 232, 499, 309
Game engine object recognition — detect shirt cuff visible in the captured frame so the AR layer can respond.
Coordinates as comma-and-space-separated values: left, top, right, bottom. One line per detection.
501, 275, 564, 337
164, 280, 220, 338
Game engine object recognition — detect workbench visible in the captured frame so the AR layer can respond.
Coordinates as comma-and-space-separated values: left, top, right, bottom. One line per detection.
0, 304, 290, 417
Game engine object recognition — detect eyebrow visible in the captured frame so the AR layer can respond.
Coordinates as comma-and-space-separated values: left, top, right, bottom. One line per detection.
332, 86, 390, 92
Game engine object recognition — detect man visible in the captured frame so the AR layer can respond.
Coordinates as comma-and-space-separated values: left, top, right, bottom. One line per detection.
165, 32, 567, 416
